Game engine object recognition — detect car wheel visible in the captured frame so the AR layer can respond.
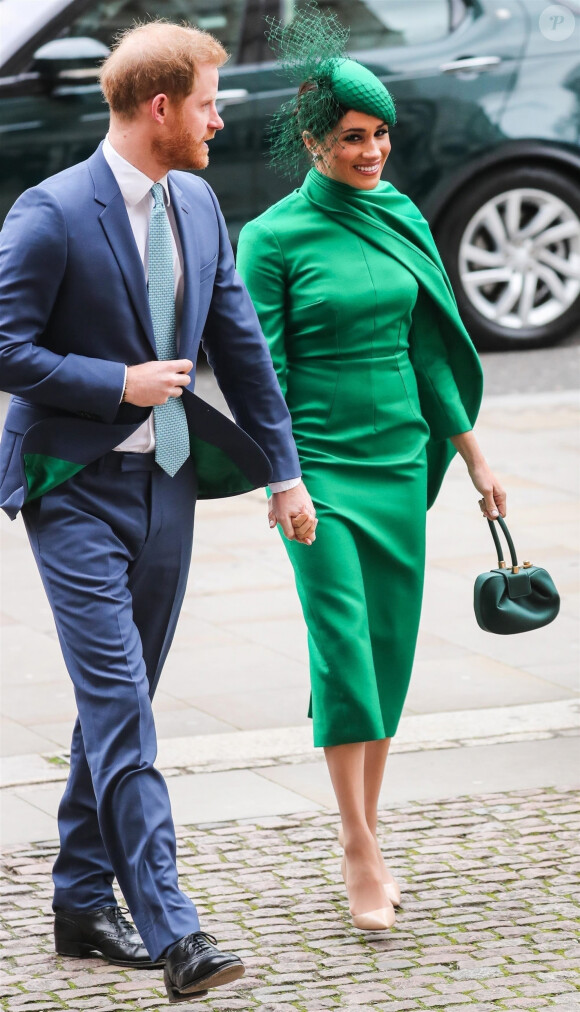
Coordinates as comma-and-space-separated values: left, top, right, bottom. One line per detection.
436, 166, 580, 350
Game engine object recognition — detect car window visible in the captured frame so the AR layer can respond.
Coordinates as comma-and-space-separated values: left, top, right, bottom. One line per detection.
285, 0, 456, 48
62, 0, 246, 63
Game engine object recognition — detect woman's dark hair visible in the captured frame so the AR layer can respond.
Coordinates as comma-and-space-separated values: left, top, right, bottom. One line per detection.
296, 79, 347, 140
267, 75, 347, 178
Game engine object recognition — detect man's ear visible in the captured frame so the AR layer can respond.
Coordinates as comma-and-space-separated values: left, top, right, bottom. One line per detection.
150, 93, 168, 124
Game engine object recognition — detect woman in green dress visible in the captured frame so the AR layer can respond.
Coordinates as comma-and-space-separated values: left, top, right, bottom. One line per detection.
237, 4, 506, 932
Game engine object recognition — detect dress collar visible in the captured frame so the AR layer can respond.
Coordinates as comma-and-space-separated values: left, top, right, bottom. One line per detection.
103, 135, 171, 207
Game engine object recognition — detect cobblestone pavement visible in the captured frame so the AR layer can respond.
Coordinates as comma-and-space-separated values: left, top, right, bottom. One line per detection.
1, 787, 579, 1012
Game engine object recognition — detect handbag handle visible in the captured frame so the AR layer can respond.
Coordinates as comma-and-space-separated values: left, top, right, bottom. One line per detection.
487, 516, 525, 573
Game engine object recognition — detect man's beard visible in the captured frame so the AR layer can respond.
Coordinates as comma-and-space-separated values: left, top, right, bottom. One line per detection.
152, 121, 210, 171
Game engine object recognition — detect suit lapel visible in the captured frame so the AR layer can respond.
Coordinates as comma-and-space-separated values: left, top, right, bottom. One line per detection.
170, 176, 200, 363
89, 147, 156, 355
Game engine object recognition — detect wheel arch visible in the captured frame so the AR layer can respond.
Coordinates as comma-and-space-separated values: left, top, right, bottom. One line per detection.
427, 141, 580, 350
427, 141, 580, 238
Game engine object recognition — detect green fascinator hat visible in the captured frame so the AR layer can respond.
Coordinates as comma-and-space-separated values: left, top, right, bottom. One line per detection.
330, 59, 396, 128
266, 0, 396, 178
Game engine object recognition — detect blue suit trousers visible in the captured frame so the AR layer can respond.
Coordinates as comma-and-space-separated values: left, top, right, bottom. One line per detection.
22, 452, 200, 960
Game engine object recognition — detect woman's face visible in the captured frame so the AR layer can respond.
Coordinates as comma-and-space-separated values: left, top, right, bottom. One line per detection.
307, 110, 391, 189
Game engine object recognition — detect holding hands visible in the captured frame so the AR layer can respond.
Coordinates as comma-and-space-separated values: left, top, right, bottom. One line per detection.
123, 361, 319, 544
269, 481, 318, 545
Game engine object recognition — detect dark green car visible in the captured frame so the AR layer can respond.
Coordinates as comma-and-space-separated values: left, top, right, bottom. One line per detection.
1, 0, 579, 349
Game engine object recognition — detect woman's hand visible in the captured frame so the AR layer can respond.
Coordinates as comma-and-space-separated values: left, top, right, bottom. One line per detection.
291, 512, 318, 544
468, 460, 507, 520
450, 430, 506, 521
268, 481, 318, 545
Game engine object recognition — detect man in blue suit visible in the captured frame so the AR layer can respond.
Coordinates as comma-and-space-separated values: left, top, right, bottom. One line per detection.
0, 21, 315, 1004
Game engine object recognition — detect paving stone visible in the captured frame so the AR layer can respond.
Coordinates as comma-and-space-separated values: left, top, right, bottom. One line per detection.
1, 787, 579, 1010
375, 957, 417, 970
508, 1002, 552, 1010
421, 998, 479, 1008
442, 1007, 499, 1012
253, 1006, 300, 1012
518, 982, 577, 996
1, 1006, 63, 1012
363, 1005, 419, 1012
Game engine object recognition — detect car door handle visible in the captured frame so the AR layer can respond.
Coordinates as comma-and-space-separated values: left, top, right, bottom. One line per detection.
57, 67, 101, 80
216, 88, 249, 109
440, 56, 501, 73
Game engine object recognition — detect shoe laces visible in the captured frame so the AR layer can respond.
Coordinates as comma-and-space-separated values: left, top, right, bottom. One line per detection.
183, 931, 218, 956
104, 906, 134, 931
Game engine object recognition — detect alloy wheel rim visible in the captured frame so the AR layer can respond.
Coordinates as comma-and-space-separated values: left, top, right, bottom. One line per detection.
459, 187, 580, 331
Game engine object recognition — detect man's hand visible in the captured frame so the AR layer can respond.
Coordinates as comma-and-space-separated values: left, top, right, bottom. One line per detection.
124, 360, 193, 407
268, 481, 318, 545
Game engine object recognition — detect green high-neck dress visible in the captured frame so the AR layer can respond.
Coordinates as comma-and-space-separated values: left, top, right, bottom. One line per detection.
237, 169, 483, 747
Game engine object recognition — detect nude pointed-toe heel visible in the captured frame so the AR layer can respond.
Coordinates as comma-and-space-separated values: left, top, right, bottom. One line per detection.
384, 880, 401, 907
351, 906, 396, 931
338, 826, 402, 908
341, 855, 396, 932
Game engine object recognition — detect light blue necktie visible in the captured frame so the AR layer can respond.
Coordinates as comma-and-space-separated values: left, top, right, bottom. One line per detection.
148, 182, 190, 477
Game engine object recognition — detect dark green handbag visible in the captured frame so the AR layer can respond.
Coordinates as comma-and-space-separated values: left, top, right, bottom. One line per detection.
474, 516, 560, 634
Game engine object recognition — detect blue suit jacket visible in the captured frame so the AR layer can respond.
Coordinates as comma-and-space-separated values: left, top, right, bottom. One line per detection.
0, 144, 300, 519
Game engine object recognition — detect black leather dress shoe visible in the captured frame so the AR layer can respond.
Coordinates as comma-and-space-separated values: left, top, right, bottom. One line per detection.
164, 931, 244, 1003
54, 905, 164, 968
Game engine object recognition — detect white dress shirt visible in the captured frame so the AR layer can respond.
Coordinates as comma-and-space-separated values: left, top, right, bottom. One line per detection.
104, 136, 182, 452
103, 137, 300, 491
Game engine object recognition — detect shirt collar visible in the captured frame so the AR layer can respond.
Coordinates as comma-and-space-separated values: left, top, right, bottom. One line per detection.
103, 136, 171, 207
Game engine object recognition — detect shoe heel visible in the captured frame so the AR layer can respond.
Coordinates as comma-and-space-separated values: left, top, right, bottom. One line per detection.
55, 936, 95, 958
165, 978, 184, 1004
164, 966, 200, 1004
165, 985, 184, 1005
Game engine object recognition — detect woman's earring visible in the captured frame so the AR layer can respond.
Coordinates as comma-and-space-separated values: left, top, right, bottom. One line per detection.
312, 153, 321, 162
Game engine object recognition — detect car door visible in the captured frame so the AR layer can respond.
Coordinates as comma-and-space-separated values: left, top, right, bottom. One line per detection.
0, 0, 249, 224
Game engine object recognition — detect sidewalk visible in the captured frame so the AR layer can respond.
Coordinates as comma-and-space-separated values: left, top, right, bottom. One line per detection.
0, 381, 579, 1010
1, 385, 578, 841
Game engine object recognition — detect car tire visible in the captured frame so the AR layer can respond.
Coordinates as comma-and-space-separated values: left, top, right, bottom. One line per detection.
436, 165, 580, 350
